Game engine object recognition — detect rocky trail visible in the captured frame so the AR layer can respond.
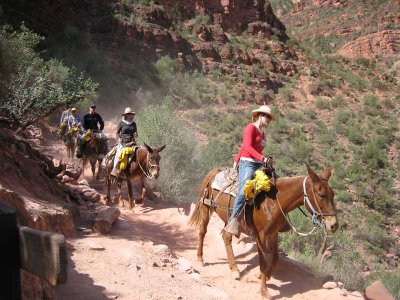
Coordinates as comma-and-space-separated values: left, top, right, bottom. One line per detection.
43, 123, 364, 300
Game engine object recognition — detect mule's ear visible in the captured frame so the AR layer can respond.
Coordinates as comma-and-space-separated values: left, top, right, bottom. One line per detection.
158, 145, 166, 152
144, 143, 153, 153
306, 162, 320, 183
321, 165, 332, 181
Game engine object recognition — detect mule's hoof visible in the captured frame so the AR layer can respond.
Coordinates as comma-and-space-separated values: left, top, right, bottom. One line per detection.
231, 270, 240, 280
261, 290, 272, 300
135, 202, 144, 207
197, 258, 205, 267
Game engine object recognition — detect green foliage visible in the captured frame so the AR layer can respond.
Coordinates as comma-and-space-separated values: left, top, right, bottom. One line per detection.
154, 56, 217, 108
278, 86, 293, 102
0, 25, 97, 130
188, 14, 212, 27
335, 190, 353, 204
315, 97, 330, 109
330, 95, 346, 108
356, 213, 394, 254
199, 139, 231, 174
136, 103, 196, 201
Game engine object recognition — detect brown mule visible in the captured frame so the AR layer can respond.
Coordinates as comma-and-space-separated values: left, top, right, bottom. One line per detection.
104, 143, 166, 210
189, 164, 338, 299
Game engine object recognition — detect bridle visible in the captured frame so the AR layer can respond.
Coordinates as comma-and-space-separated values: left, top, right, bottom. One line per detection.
137, 148, 160, 178
276, 176, 336, 236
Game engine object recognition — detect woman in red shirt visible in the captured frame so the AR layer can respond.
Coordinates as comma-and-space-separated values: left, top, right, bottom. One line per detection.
224, 105, 276, 236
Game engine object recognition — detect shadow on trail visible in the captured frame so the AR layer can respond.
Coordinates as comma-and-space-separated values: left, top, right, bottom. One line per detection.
55, 249, 114, 300
97, 200, 199, 253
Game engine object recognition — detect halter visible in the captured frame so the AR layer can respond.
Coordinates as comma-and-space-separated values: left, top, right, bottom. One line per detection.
137, 149, 160, 178
276, 176, 330, 237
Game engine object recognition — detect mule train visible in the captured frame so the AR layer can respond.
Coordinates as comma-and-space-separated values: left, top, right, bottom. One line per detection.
189, 163, 338, 299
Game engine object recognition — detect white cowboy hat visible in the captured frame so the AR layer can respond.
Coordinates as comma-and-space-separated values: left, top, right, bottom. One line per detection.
122, 107, 136, 115
71, 107, 77, 112
251, 105, 276, 121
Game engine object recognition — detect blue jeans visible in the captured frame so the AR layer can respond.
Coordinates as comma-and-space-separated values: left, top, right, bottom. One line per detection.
229, 160, 262, 220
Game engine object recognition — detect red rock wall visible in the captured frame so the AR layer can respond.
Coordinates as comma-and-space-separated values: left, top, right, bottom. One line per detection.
338, 30, 400, 58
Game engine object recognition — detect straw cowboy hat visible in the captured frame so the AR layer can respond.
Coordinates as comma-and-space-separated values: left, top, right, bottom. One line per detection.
251, 105, 276, 121
71, 107, 77, 112
122, 107, 136, 115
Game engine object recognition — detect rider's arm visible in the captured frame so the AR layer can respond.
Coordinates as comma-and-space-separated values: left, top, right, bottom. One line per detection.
98, 114, 105, 131
242, 125, 264, 162
116, 121, 122, 138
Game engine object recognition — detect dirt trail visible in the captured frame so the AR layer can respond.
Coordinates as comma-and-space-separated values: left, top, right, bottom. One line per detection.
50, 123, 363, 300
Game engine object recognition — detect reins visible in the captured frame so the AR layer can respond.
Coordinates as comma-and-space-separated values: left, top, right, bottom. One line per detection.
137, 148, 159, 178
276, 176, 328, 237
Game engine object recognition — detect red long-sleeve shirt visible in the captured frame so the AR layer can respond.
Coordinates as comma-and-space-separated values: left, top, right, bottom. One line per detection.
234, 124, 265, 163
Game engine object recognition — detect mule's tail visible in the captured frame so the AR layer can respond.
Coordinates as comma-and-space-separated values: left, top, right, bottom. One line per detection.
188, 168, 221, 229
188, 194, 205, 230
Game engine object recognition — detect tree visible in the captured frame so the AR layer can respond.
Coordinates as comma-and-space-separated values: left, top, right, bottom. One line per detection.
0, 25, 97, 131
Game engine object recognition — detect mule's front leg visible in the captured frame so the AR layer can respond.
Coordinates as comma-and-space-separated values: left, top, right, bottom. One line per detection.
95, 160, 102, 180
255, 232, 278, 300
117, 180, 124, 208
90, 160, 96, 179
132, 177, 145, 207
222, 230, 240, 280
126, 178, 134, 210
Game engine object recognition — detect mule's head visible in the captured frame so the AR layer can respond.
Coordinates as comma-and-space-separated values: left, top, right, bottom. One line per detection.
306, 163, 339, 233
144, 143, 166, 179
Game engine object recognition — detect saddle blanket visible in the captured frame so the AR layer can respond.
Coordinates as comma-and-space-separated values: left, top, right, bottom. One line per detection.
210, 168, 238, 197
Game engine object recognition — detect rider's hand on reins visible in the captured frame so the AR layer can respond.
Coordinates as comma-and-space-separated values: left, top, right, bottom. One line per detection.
262, 156, 274, 170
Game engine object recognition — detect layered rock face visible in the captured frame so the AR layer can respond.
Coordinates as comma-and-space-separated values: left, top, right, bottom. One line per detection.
338, 30, 400, 59
158, 0, 286, 36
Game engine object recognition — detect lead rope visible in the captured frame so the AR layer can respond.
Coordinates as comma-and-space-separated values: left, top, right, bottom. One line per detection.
137, 149, 161, 178
275, 176, 319, 237
137, 150, 152, 178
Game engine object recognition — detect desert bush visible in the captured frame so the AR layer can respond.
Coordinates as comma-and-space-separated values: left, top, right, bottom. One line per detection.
278, 86, 293, 102
315, 97, 330, 109
356, 214, 394, 253
316, 129, 336, 147
335, 190, 353, 204
136, 103, 197, 201
289, 135, 312, 162
198, 139, 232, 174
330, 95, 346, 108
347, 125, 364, 145
0, 25, 97, 131
154, 56, 217, 108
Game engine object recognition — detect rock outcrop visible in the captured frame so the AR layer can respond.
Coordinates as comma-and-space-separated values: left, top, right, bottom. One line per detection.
338, 30, 400, 59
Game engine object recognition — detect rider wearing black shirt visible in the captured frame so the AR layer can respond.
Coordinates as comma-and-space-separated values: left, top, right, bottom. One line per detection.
76, 104, 106, 158
82, 106, 104, 131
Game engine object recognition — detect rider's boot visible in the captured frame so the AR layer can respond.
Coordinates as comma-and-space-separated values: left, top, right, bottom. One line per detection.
224, 217, 240, 236
110, 167, 121, 178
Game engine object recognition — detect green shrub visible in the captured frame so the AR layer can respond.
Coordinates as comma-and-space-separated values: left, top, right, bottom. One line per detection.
136, 103, 196, 201
315, 97, 330, 109
336, 190, 353, 204
331, 95, 346, 108
363, 95, 381, 116
0, 25, 97, 130
347, 125, 364, 145
278, 86, 293, 102
199, 139, 232, 174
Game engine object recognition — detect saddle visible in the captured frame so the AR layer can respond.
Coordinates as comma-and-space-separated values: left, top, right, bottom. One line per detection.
210, 167, 238, 196
209, 166, 278, 237
102, 145, 139, 179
